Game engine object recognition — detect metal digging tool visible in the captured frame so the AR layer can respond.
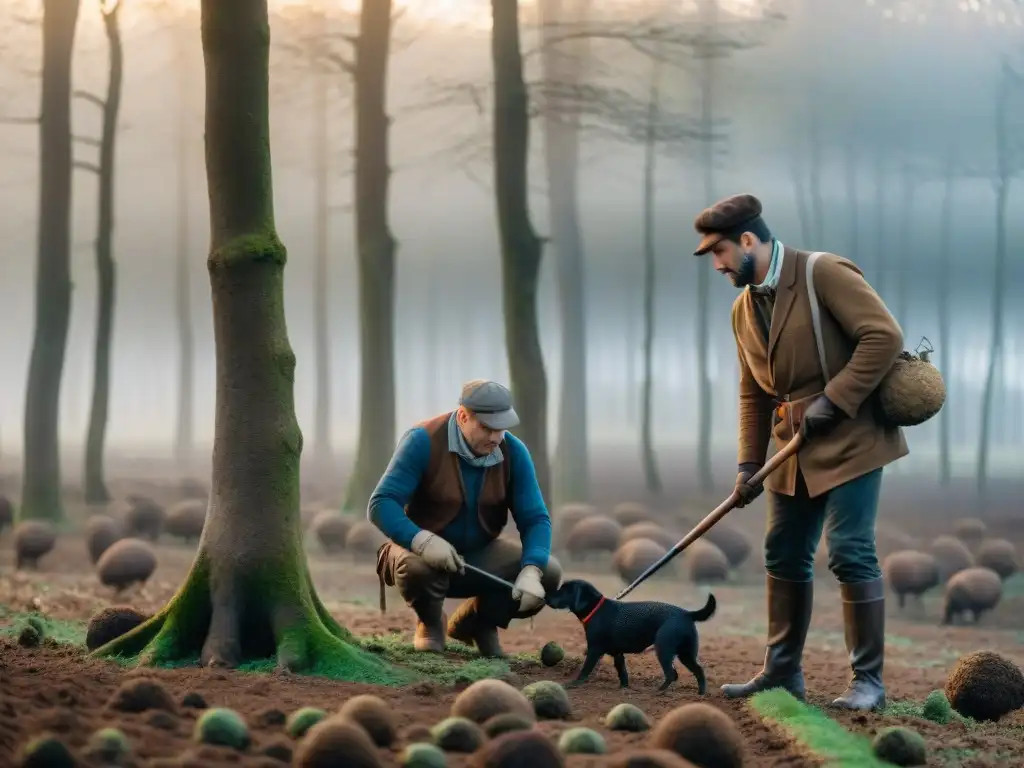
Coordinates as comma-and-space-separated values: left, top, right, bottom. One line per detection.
463, 562, 544, 600
615, 434, 806, 600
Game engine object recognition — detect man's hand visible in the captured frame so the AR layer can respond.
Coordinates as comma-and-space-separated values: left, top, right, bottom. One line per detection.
800, 394, 846, 442
511, 565, 545, 613
411, 531, 464, 574
734, 462, 764, 508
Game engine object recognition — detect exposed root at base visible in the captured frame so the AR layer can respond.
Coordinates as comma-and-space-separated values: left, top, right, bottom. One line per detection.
91, 551, 404, 684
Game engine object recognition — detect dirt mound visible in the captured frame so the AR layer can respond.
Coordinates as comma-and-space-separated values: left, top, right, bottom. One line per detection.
619, 522, 678, 550
471, 729, 565, 767
614, 538, 669, 583
13, 521, 57, 569
85, 514, 123, 564
346, 520, 387, 555
337, 694, 396, 747
976, 538, 1018, 580
294, 713, 382, 767
945, 650, 1024, 722
85, 605, 149, 650
928, 535, 973, 581
649, 702, 745, 768
164, 499, 207, 543
702, 522, 751, 568
452, 679, 536, 724
883, 550, 939, 606
608, 750, 697, 767
123, 495, 165, 541
942, 567, 1002, 624
612, 502, 652, 527
96, 538, 158, 591
311, 511, 351, 553
107, 677, 177, 713
686, 541, 729, 583
564, 516, 622, 556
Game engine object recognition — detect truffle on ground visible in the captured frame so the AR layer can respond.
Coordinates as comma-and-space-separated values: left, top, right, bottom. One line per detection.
928, 535, 974, 581
975, 538, 1018, 580
871, 726, 926, 766
564, 515, 623, 556
882, 550, 940, 608
648, 703, 745, 768
164, 499, 207, 543
123, 495, 165, 540
686, 541, 730, 583
942, 566, 1002, 624
451, 679, 536, 724
86, 605, 149, 650
107, 677, 176, 713
14, 521, 56, 569
294, 714, 383, 767
338, 694, 397, 747
614, 538, 669, 583
944, 650, 1024, 722
473, 729, 564, 767
86, 514, 123, 564
311, 510, 351, 553
96, 537, 158, 591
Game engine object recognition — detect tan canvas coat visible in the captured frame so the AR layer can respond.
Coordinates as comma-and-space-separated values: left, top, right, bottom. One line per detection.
732, 246, 909, 498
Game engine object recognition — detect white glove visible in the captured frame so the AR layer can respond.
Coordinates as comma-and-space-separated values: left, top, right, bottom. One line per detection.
511, 565, 545, 613
411, 530, 464, 574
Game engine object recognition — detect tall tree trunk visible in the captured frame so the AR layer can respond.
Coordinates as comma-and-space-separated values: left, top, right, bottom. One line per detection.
174, 20, 195, 468
312, 49, 332, 465
895, 165, 915, 331
639, 56, 662, 495
844, 142, 858, 260
94, 0, 391, 681
540, 0, 589, 504
789, 153, 812, 244
937, 151, 954, 486
807, 104, 824, 245
975, 180, 1009, 500
491, 0, 551, 502
625, 293, 636, 425
342, 0, 397, 513
20, 0, 81, 523
873, 148, 887, 297
84, 1, 123, 505
695, 0, 716, 492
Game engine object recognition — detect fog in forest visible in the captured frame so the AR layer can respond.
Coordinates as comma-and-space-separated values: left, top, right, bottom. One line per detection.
1, 0, 1022, 492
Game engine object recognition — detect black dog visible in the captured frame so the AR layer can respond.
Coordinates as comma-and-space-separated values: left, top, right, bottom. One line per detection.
545, 578, 715, 693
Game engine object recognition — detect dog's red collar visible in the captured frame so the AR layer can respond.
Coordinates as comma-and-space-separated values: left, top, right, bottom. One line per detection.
580, 595, 606, 625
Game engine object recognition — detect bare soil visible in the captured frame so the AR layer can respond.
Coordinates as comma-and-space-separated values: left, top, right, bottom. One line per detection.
1, 460, 1022, 767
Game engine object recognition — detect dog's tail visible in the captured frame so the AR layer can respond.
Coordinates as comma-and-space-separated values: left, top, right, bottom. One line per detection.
687, 592, 717, 622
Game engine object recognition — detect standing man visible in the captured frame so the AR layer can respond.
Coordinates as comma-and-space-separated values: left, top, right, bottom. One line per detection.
693, 194, 908, 711
369, 379, 561, 658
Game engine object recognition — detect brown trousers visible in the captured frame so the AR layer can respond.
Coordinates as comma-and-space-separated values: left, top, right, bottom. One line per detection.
377, 536, 562, 629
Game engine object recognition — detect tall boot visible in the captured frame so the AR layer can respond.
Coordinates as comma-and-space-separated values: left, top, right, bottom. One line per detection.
412, 600, 447, 653
721, 575, 813, 700
447, 598, 506, 658
831, 578, 886, 711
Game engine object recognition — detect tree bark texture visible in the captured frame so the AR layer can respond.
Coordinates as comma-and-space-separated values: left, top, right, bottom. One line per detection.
20, 0, 81, 522
84, 1, 124, 504
936, 152, 954, 486
174, 21, 195, 468
94, 0, 390, 682
491, 0, 551, 503
343, 0, 398, 513
639, 57, 662, 496
540, 0, 589, 505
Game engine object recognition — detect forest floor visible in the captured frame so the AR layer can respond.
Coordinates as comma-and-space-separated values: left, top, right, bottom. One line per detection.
0, 462, 1023, 767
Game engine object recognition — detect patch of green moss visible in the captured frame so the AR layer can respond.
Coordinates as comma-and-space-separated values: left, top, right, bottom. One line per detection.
750, 688, 888, 767
0, 611, 86, 647
884, 698, 971, 727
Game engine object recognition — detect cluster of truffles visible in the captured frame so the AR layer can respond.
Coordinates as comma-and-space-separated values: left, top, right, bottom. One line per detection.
550, 500, 750, 585
880, 516, 1017, 624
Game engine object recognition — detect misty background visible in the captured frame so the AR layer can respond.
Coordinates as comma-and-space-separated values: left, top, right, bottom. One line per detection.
1, 0, 1023, 488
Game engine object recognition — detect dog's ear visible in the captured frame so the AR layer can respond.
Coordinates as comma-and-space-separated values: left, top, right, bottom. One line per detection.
570, 583, 590, 614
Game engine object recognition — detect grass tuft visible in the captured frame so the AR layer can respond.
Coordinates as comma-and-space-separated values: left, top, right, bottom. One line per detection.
0, 610, 86, 646
749, 688, 890, 767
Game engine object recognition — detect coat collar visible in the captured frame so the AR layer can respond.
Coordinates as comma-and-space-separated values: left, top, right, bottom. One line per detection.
766, 245, 802, 362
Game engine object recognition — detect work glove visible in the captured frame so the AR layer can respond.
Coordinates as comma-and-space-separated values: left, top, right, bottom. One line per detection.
800, 394, 846, 442
410, 530, 464, 574
511, 565, 545, 613
734, 462, 764, 508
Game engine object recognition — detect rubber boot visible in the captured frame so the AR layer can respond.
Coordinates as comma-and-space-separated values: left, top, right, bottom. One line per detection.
412, 601, 446, 653
831, 578, 886, 711
447, 598, 506, 658
721, 575, 813, 700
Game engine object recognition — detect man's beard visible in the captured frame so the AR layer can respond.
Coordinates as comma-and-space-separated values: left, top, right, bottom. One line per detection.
729, 251, 757, 288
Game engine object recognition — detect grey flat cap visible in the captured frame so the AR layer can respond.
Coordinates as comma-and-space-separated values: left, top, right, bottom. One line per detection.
459, 379, 520, 430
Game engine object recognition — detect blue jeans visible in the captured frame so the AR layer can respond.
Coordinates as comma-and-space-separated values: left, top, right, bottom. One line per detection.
764, 469, 883, 584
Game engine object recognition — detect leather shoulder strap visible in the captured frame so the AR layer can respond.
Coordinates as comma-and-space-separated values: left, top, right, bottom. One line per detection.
805, 251, 831, 384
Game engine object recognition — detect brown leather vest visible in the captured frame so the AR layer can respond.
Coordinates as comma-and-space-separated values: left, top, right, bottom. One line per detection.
404, 411, 511, 538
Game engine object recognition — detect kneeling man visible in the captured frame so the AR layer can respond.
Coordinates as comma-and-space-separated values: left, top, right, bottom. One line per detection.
369, 379, 562, 657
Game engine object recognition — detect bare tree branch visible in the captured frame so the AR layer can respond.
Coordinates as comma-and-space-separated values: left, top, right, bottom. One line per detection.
73, 90, 106, 108
73, 160, 102, 175
0, 114, 38, 125
73, 135, 102, 147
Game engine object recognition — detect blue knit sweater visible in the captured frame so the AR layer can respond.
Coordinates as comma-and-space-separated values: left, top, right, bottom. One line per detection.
367, 427, 552, 569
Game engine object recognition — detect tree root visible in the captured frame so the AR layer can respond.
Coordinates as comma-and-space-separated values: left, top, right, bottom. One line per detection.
92, 550, 402, 683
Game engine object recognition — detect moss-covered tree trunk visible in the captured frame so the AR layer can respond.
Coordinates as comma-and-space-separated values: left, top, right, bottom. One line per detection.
94, 0, 387, 680
491, 0, 551, 503
84, 1, 123, 505
342, 0, 397, 513
20, 0, 81, 522
540, 0, 589, 505
174, 22, 194, 468
639, 56, 662, 496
